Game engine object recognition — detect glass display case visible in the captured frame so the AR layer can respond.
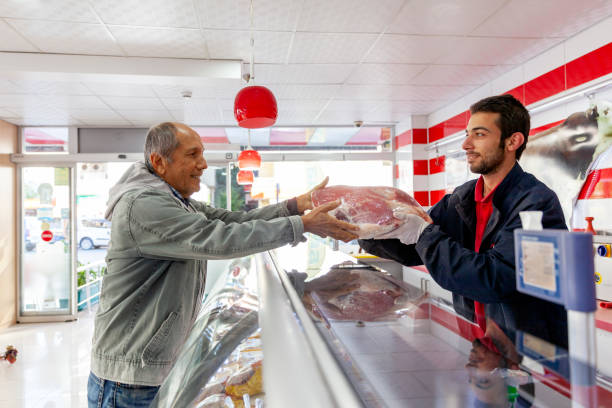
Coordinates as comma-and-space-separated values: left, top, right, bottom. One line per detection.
154, 238, 610, 408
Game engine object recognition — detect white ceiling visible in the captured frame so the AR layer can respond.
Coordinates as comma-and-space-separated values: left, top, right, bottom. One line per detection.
0, 0, 611, 128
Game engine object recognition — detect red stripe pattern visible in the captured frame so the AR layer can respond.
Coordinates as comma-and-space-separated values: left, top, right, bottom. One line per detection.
577, 168, 612, 200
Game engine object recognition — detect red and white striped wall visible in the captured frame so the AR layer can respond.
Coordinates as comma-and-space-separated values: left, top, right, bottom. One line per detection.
394, 15, 612, 208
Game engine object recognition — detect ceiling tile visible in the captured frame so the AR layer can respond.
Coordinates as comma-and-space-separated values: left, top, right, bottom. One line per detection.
69, 109, 125, 121
253, 64, 355, 84
161, 98, 219, 111
435, 37, 562, 65
275, 110, 322, 126
205, 30, 292, 63
84, 82, 157, 97
472, 0, 612, 38
0, 0, 98, 23
324, 99, 380, 114
289, 33, 378, 64
275, 99, 328, 111
0, 20, 38, 51
408, 64, 512, 86
0, 95, 107, 110
109, 26, 207, 58
365, 34, 458, 64
10, 80, 93, 95
346, 64, 426, 85
0, 107, 17, 117
389, 0, 506, 35
93, 0, 199, 28
101, 96, 165, 110
196, 0, 301, 31
297, 0, 404, 33
337, 85, 395, 100
120, 110, 175, 124
263, 84, 340, 99
172, 107, 223, 125
6, 19, 123, 55
395, 84, 476, 101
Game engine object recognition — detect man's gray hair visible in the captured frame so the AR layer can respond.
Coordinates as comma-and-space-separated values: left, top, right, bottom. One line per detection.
144, 122, 180, 171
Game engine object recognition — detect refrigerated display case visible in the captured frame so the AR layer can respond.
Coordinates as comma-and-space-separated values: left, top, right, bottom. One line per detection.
155, 239, 612, 408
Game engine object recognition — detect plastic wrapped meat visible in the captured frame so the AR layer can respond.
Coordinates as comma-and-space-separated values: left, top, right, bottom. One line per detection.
311, 186, 425, 238
302, 267, 424, 322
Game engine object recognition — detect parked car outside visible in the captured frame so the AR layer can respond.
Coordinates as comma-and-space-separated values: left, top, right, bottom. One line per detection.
78, 219, 111, 250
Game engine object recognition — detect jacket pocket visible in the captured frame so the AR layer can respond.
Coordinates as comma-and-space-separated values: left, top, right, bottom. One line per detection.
141, 311, 179, 366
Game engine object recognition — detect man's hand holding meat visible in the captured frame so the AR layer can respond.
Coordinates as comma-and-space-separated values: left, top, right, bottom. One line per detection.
302, 200, 359, 242
372, 205, 433, 244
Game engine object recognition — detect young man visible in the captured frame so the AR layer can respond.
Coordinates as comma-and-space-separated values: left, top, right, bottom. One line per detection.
361, 95, 568, 347
88, 122, 358, 407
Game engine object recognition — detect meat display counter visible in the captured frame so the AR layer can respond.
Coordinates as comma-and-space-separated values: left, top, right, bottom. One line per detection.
152, 237, 612, 407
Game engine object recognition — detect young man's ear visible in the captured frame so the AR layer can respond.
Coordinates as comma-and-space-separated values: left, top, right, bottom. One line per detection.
505, 132, 525, 153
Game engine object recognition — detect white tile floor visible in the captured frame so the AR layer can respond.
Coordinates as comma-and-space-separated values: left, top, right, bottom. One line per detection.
0, 309, 96, 408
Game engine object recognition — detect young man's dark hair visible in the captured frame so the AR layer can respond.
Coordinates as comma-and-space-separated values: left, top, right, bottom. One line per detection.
469, 94, 531, 160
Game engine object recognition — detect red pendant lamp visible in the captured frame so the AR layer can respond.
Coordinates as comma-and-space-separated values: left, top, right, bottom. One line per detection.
237, 170, 254, 185
238, 129, 261, 170
234, 85, 277, 128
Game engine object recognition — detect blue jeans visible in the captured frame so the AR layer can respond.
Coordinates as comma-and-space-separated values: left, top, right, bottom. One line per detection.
87, 372, 160, 408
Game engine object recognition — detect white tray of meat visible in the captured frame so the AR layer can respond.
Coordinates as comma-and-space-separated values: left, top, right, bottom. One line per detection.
311, 186, 427, 239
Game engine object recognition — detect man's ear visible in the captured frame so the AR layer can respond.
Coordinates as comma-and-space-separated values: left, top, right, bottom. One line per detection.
150, 153, 166, 176
505, 132, 525, 153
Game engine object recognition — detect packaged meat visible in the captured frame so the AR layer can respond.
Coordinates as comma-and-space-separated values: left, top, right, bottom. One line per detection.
302, 267, 424, 322
311, 185, 426, 238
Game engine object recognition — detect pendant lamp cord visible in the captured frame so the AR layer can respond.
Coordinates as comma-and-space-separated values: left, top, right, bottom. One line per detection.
249, 0, 254, 84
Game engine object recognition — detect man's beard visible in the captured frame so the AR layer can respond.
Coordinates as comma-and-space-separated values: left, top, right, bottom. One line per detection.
469, 146, 505, 175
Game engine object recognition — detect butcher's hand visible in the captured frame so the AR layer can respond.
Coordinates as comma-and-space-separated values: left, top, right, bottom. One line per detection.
373, 209, 433, 245
295, 176, 328, 214
301, 200, 359, 242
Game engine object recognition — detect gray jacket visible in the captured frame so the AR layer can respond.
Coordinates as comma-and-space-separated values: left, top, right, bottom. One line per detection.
91, 161, 305, 386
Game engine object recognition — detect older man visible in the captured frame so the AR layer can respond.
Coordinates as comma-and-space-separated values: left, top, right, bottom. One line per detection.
87, 122, 358, 407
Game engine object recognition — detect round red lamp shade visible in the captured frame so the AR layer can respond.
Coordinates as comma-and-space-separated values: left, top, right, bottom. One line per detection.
234, 86, 278, 128
237, 170, 254, 185
237, 149, 261, 170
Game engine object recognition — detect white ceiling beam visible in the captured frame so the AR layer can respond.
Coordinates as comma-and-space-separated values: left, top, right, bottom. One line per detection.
0, 52, 241, 85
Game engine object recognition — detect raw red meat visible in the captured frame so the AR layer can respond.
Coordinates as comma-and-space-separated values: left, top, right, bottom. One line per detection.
302, 267, 423, 322
311, 186, 425, 238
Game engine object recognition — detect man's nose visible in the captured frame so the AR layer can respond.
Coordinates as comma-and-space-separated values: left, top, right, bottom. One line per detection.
198, 154, 208, 170
462, 135, 472, 151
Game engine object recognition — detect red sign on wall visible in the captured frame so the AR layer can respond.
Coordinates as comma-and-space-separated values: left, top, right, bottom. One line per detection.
41, 230, 53, 242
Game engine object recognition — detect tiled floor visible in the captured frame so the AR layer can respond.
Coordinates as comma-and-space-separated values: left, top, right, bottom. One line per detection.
0, 309, 96, 408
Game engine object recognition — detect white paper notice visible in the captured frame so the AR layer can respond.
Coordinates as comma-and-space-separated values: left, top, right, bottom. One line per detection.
521, 240, 557, 292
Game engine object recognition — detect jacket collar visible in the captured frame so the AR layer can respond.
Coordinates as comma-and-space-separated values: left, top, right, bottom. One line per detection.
453, 161, 523, 239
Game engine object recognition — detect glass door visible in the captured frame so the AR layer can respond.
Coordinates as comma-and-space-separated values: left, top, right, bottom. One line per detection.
18, 165, 76, 321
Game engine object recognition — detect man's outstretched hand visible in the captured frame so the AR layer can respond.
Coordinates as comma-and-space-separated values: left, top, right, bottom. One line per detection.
301, 200, 359, 242
296, 176, 329, 214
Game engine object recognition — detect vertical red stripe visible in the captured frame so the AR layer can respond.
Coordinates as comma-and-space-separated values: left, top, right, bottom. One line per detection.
413, 159, 429, 175
414, 191, 429, 206
429, 189, 446, 205
394, 164, 399, 179
429, 156, 445, 174
413, 128, 428, 144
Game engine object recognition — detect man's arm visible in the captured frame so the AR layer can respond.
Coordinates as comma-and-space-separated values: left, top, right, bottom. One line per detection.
192, 199, 296, 223
415, 193, 566, 303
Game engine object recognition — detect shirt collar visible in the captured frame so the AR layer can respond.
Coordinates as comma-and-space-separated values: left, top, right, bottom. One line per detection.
150, 169, 191, 207
474, 176, 500, 203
